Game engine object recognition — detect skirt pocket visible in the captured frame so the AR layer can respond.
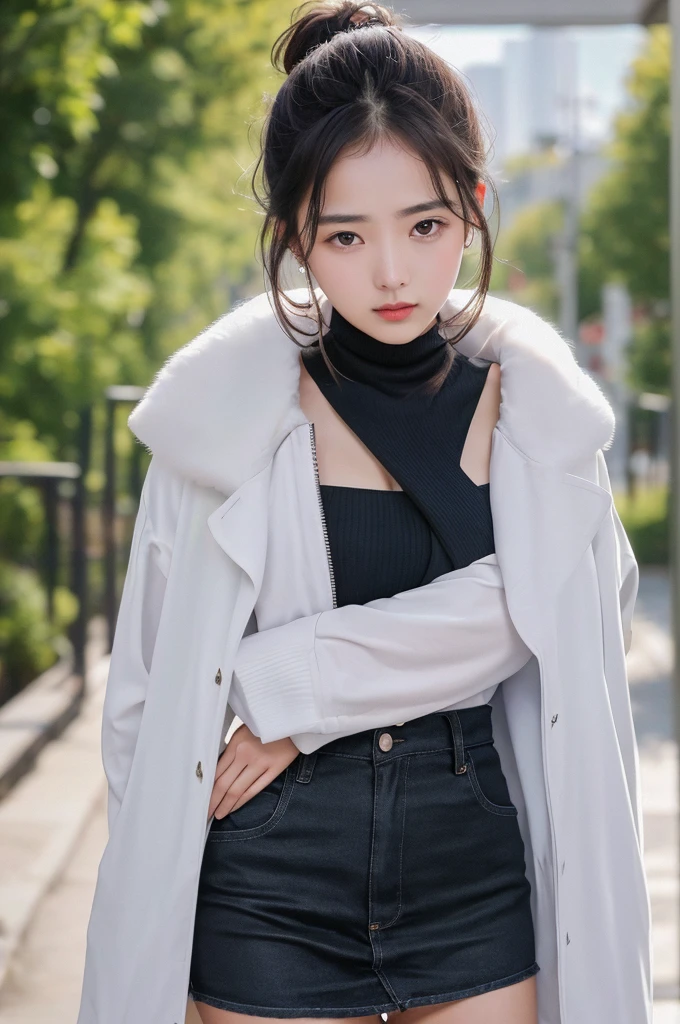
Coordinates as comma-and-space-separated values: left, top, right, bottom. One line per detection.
207, 762, 297, 841
463, 742, 518, 817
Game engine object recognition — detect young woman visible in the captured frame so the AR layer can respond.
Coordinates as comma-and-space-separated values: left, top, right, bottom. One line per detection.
77, 5, 652, 1024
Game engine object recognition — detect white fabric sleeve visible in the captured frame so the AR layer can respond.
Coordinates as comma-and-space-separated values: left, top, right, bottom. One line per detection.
230, 553, 532, 754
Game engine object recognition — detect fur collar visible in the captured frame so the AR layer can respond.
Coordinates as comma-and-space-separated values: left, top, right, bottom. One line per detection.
127, 286, 616, 496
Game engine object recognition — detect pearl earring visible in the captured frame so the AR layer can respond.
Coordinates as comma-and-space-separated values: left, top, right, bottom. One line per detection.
298, 264, 306, 274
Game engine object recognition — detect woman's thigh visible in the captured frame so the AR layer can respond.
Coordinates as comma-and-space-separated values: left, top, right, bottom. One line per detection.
194, 1007, 383, 1024
386, 974, 537, 1024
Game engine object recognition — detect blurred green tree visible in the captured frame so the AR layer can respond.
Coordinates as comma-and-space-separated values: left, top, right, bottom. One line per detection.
0, 0, 288, 466
0, 0, 289, 690
489, 25, 669, 397
580, 25, 670, 393
489, 198, 564, 319
580, 26, 669, 310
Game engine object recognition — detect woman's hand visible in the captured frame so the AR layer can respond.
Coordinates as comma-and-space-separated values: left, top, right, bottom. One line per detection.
208, 723, 300, 821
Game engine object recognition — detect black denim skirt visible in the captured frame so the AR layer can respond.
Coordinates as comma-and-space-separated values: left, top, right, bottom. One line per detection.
189, 704, 539, 1018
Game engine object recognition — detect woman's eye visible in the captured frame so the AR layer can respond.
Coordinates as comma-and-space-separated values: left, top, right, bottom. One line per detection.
413, 219, 443, 237
331, 232, 358, 247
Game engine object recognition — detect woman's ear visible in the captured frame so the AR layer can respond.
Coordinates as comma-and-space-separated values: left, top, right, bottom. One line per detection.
465, 181, 487, 243
272, 218, 300, 262
287, 228, 305, 265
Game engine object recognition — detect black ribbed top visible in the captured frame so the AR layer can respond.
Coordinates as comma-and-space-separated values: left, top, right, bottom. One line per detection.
302, 306, 495, 595
317, 485, 456, 606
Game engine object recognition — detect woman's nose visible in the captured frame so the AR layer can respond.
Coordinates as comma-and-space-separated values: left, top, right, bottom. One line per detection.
373, 243, 409, 292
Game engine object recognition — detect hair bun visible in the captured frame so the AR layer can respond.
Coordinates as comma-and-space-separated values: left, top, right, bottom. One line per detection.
273, 1, 399, 75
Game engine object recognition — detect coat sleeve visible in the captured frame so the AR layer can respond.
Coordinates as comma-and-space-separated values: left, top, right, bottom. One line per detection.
229, 554, 532, 754
100, 459, 172, 836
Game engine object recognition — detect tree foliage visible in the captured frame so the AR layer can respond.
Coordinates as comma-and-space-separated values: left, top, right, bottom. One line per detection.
0, 1, 289, 690
580, 25, 670, 393
0, 0, 288, 466
490, 199, 564, 318
491, 25, 670, 395
580, 25, 670, 307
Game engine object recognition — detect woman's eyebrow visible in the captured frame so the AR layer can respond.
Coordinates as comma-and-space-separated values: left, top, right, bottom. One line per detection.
396, 200, 450, 219
317, 200, 450, 226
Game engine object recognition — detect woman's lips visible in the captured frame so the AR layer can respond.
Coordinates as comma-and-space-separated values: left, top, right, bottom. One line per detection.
374, 304, 416, 322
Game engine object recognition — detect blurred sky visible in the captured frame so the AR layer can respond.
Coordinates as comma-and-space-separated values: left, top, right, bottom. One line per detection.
407, 24, 647, 144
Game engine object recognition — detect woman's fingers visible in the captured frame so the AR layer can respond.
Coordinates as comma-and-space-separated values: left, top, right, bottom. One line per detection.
214, 766, 279, 820
207, 726, 300, 822
208, 760, 256, 819
213, 722, 248, 783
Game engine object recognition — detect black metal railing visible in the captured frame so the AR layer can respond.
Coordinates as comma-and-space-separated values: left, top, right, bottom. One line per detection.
0, 458, 87, 699
103, 385, 146, 652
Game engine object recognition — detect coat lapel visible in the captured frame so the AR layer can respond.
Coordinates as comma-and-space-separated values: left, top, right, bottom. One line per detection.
206, 463, 273, 597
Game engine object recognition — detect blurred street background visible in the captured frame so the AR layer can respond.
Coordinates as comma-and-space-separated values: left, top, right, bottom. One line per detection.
0, 1, 676, 1019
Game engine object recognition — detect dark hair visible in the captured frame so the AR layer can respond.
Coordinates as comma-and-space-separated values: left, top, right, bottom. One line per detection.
251, 0, 498, 394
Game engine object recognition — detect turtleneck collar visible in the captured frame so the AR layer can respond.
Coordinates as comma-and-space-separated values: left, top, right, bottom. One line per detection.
319, 305, 452, 397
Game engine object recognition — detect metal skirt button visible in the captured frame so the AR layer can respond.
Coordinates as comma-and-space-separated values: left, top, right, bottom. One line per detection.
378, 733, 393, 752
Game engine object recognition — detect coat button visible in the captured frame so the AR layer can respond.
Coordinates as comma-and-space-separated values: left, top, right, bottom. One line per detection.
379, 733, 393, 752
196, 761, 203, 780
215, 668, 222, 685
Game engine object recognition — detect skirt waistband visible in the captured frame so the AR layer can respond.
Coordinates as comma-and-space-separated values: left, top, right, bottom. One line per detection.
295, 705, 494, 781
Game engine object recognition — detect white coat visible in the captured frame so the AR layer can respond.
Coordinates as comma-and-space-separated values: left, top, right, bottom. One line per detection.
77, 286, 652, 1024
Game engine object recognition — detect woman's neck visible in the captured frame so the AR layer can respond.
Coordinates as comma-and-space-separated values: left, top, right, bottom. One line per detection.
317, 306, 451, 398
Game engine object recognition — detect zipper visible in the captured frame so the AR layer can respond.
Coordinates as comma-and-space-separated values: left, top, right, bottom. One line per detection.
308, 421, 337, 609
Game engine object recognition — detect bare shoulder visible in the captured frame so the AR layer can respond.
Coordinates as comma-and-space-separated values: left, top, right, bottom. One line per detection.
477, 361, 501, 428
298, 349, 323, 420
459, 361, 501, 486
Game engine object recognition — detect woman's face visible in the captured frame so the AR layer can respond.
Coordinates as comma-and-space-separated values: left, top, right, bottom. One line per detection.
295, 137, 479, 344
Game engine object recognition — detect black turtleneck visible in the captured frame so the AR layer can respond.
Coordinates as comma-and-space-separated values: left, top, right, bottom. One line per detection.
318, 306, 452, 397
301, 305, 496, 597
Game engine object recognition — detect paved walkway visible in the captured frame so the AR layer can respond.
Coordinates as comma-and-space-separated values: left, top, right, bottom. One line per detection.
0, 567, 677, 1022
631, 568, 679, 1021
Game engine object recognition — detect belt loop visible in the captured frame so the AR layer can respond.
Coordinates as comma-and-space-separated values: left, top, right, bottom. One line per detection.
296, 751, 317, 784
443, 711, 467, 775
